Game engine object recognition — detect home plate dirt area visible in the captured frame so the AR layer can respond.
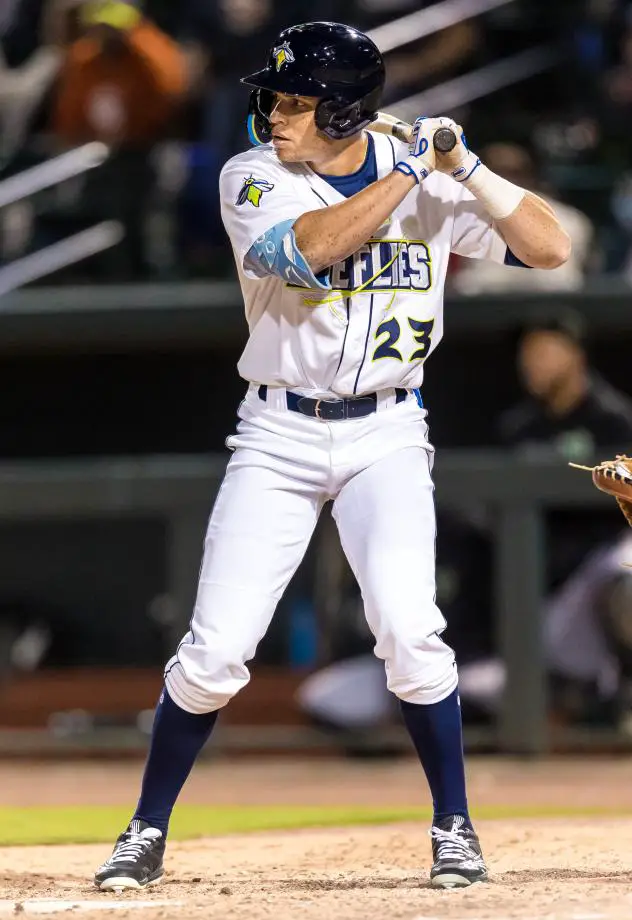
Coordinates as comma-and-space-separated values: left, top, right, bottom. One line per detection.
2, 757, 632, 919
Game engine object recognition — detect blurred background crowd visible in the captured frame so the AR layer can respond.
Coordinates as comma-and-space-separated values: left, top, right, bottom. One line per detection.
1, 0, 632, 283
2, 0, 632, 758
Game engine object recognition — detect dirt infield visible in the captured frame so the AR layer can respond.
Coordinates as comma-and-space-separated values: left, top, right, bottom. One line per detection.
2, 756, 632, 919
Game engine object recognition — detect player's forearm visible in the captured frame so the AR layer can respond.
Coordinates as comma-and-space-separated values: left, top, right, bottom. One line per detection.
496, 192, 571, 270
437, 134, 571, 269
293, 170, 416, 275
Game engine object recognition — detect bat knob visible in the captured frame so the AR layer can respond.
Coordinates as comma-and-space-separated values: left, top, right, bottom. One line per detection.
433, 128, 457, 153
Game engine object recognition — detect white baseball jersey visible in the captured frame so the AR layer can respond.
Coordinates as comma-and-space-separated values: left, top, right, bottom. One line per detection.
219, 131, 507, 397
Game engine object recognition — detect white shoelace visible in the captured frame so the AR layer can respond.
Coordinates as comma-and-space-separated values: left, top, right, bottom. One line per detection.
430, 827, 485, 867
109, 830, 160, 865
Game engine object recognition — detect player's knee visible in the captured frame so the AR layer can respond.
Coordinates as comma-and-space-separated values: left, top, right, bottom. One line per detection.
384, 633, 457, 705
164, 644, 252, 714
165, 681, 236, 714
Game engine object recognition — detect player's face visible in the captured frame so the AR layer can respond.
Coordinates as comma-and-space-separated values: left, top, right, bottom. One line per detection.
269, 93, 333, 163
518, 331, 582, 401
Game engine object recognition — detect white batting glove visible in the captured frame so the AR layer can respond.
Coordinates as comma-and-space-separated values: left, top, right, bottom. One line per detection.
393, 116, 440, 184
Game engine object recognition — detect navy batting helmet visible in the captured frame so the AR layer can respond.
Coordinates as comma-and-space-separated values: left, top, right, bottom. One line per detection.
241, 21, 385, 144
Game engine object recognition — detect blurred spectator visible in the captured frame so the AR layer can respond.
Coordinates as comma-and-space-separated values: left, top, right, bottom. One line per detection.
452, 143, 597, 294
51, 0, 187, 147
497, 312, 632, 726
47, 0, 188, 278
499, 312, 632, 466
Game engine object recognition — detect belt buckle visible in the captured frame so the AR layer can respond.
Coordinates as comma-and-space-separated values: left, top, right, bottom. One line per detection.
314, 398, 323, 420
313, 397, 343, 420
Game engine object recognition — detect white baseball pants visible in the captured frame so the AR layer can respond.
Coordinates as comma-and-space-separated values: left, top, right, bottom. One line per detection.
164, 387, 457, 713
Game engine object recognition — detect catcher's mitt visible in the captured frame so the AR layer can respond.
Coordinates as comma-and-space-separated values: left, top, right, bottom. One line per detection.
570, 455, 632, 528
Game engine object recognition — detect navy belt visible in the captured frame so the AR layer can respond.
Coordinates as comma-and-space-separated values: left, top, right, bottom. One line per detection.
257, 385, 420, 420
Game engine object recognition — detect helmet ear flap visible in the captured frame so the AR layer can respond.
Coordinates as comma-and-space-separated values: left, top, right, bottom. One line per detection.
247, 88, 274, 145
315, 97, 378, 140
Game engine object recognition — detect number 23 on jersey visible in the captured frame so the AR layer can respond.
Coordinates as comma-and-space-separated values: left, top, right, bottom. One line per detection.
373, 316, 434, 363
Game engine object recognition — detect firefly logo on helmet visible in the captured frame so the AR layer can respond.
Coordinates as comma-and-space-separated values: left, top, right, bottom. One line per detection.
273, 42, 294, 71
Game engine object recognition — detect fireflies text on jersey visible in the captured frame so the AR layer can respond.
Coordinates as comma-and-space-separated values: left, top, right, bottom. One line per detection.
328, 240, 432, 293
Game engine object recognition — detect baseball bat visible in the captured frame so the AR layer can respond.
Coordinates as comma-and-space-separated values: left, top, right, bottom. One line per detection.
371, 112, 457, 152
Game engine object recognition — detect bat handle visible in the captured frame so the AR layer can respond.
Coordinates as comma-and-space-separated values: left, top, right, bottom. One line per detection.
433, 127, 457, 153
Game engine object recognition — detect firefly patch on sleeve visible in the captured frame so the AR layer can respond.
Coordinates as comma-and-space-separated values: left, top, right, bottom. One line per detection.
236, 176, 274, 208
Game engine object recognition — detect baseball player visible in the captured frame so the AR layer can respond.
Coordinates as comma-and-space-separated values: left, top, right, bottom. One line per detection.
94, 21, 570, 891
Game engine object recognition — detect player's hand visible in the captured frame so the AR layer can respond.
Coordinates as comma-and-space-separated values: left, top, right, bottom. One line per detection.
394, 115, 477, 185
429, 116, 481, 183
409, 116, 440, 172
394, 116, 439, 184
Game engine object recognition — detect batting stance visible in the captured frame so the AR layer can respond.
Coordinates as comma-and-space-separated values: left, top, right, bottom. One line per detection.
95, 22, 570, 891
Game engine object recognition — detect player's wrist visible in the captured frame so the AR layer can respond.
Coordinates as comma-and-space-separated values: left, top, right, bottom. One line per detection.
394, 155, 434, 185
450, 153, 526, 220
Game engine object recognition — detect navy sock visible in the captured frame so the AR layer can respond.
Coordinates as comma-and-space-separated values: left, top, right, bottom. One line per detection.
400, 688, 470, 825
133, 688, 218, 837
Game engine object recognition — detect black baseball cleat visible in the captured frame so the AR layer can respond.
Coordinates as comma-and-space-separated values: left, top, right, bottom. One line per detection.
429, 814, 488, 888
94, 819, 165, 891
